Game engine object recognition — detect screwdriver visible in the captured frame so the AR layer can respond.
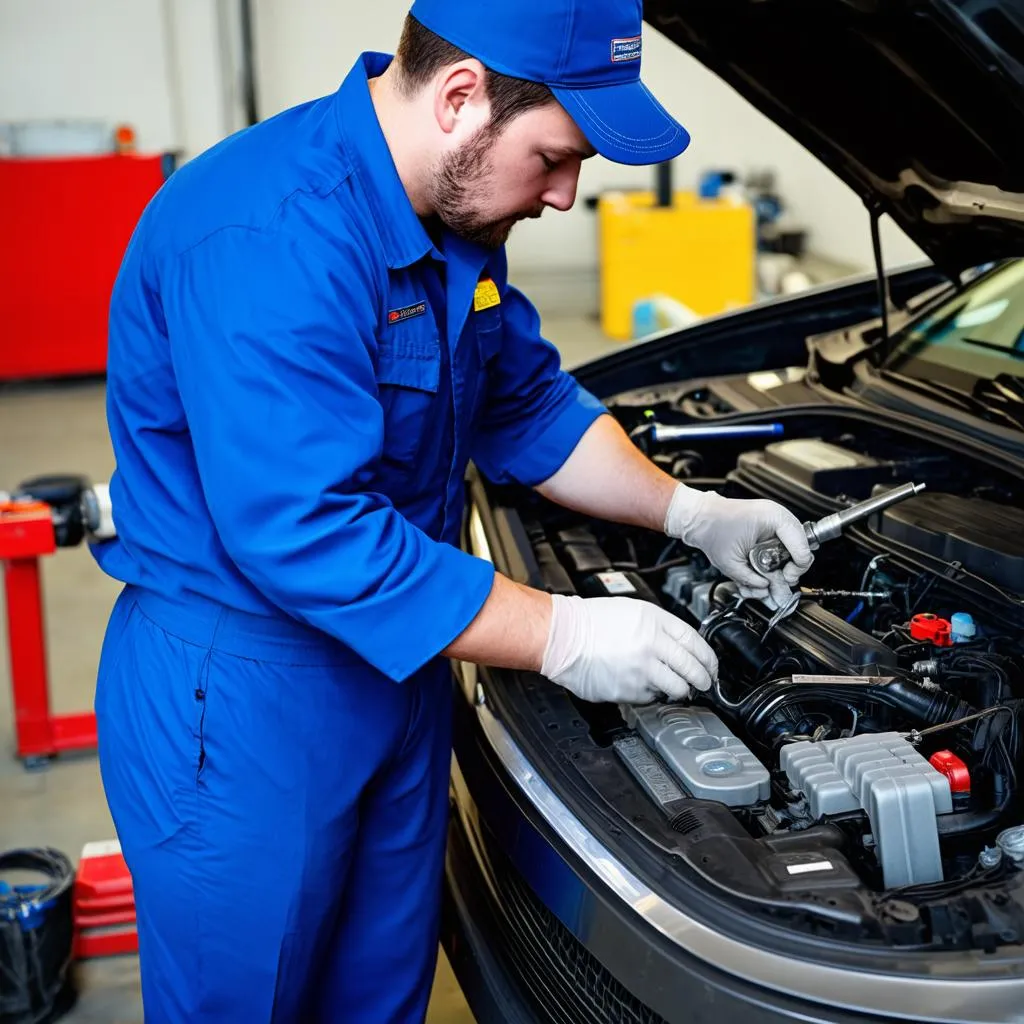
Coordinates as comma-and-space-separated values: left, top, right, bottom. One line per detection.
748, 481, 926, 576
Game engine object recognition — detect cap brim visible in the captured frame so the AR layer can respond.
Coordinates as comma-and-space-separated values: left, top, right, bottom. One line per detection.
551, 79, 690, 166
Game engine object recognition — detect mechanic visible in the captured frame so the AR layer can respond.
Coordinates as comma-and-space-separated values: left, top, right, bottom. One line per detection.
92, 0, 813, 1020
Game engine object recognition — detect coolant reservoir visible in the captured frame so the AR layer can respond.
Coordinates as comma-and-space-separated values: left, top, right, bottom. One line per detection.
950, 612, 977, 643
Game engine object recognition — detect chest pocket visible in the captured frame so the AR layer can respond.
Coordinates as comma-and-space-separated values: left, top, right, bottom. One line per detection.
376, 326, 441, 467
474, 305, 504, 366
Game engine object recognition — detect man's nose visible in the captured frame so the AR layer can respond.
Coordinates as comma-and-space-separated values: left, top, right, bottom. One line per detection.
542, 161, 581, 212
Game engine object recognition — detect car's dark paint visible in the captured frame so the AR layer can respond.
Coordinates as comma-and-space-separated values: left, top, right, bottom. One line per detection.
572, 264, 949, 399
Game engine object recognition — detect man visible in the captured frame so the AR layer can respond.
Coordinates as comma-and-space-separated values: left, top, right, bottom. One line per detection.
93, 0, 812, 1020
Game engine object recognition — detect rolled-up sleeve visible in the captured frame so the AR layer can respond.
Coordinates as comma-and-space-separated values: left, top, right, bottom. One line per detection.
162, 226, 495, 682
469, 282, 606, 486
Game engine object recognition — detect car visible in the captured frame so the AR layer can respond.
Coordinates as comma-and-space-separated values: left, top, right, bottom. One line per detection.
441, 2, 1024, 1022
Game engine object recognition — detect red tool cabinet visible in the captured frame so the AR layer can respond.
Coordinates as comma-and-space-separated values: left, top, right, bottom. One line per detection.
0, 153, 169, 381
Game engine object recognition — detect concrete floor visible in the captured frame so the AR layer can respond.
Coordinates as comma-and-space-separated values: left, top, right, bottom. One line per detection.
0, 315, 618, 1022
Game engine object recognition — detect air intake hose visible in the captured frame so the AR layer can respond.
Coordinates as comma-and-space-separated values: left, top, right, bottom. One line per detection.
866, 680, 975, 727
742, 678, 974, 740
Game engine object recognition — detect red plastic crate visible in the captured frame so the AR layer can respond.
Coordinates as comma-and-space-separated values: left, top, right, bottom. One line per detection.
73, 840, 138, 959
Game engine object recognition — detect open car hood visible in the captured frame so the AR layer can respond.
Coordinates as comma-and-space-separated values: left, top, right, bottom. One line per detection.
646, 0, 1024, 275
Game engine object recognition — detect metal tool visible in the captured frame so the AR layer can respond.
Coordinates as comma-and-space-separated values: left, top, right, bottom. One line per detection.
748, 482, 926, 577
629, 421, 785, 448
799, 588, 892, 600
762, 592, 801, 639
649, 422, 784, 443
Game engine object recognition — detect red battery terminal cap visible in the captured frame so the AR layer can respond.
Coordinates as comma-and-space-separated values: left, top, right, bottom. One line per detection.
910, 613, 953, 646
929, 750, 971, 793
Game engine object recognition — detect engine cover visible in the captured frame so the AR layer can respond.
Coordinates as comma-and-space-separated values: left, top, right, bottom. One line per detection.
746, 599, 897, 674
737, 439, 910, 498
781, 732, 953, 887
622, 704, 770, 806
877, 491, 1024, 593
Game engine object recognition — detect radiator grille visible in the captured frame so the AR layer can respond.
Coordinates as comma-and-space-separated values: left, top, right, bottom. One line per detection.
486, 849, 668, 1024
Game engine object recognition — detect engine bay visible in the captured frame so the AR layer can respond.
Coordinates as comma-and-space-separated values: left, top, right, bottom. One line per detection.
486, 403, 1024, 952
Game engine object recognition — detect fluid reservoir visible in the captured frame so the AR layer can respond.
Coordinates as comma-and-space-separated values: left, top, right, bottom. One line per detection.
950, 612, 977, 644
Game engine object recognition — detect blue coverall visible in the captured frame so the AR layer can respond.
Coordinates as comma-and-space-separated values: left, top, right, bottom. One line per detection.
93, 52, 604, 1022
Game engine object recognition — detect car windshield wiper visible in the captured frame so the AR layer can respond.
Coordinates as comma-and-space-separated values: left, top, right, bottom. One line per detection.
972, 373, 1024, 429
875, 369, 1022, 429
959, 336, 1024, 361
989, 372, 1024, 402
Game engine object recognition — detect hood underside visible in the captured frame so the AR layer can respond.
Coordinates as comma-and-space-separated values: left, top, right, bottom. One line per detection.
646, 0, 1024, 274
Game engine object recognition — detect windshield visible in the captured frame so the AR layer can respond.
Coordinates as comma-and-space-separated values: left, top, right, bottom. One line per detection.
884, 260, 1024, 388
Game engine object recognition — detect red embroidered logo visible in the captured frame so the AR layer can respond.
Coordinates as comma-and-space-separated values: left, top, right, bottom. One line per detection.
387, 301, 426, 324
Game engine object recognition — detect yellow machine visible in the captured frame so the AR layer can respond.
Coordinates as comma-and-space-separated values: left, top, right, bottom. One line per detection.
597, 189, 756, 340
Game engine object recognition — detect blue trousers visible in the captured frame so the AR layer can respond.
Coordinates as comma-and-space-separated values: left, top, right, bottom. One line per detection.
95, 586, 453, 1023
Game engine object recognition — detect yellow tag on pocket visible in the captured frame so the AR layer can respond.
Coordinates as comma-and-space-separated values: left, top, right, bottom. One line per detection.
473, 278, 501, 312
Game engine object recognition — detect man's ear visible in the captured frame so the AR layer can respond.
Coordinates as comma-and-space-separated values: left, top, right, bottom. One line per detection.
434, 59, 489, 136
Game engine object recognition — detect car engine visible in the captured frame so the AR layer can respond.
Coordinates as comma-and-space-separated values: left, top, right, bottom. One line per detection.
495, 410, 1024, 947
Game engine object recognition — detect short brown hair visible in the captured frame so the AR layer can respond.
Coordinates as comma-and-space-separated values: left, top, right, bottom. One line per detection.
394, 14, 553, 136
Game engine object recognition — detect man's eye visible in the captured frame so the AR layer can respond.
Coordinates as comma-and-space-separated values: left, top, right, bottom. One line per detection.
540, 154, 557, 172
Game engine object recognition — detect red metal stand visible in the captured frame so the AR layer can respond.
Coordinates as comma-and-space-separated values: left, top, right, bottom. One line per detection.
1, 503, 136, 961
0, 500, 98, 763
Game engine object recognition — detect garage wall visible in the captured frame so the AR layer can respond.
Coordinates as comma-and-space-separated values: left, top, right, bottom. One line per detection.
1, 0, 925, 276
0, 0, 244, 160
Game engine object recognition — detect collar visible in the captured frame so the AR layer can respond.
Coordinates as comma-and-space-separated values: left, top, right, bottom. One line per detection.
334, 52, 438, 270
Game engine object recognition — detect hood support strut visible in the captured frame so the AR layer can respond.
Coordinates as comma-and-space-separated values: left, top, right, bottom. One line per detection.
869, 202, 891, 358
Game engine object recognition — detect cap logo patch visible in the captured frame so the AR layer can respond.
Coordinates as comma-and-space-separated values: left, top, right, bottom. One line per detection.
610, 36, 642, 63
387, 301, 426, 324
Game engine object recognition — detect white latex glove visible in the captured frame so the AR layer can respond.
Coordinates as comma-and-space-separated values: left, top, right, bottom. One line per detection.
664, 484, 813, 610
541, 594, 717, 704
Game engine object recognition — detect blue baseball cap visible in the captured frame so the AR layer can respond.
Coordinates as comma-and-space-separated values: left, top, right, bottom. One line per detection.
407, 0, 691, 166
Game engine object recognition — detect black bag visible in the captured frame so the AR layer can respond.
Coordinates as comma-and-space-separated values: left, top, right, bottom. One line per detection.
0, 849, 76, 1024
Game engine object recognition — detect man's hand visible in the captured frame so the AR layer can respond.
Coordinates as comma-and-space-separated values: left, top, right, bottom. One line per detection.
664, 484, 813, 609
541, 594, 717, 704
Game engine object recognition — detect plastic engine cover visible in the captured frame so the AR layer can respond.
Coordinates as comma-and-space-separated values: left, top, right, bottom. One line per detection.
780, 732, 953, 888
622, 704, 770, 806
878, 492, 1024, 594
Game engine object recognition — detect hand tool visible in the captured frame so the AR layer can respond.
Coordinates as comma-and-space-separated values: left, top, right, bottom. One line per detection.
748, 482, 926, 577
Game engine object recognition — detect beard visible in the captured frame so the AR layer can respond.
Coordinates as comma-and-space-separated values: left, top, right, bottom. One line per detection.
427, 126, 543, 250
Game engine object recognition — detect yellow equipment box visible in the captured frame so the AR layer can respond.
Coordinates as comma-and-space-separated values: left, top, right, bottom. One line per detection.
597, 190, 756, 340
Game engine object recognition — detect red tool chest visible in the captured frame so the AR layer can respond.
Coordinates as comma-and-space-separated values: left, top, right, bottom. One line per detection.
0, 153, 169, 381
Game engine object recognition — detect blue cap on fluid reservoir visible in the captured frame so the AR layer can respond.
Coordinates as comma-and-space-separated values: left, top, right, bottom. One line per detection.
950, 612, 976, 643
